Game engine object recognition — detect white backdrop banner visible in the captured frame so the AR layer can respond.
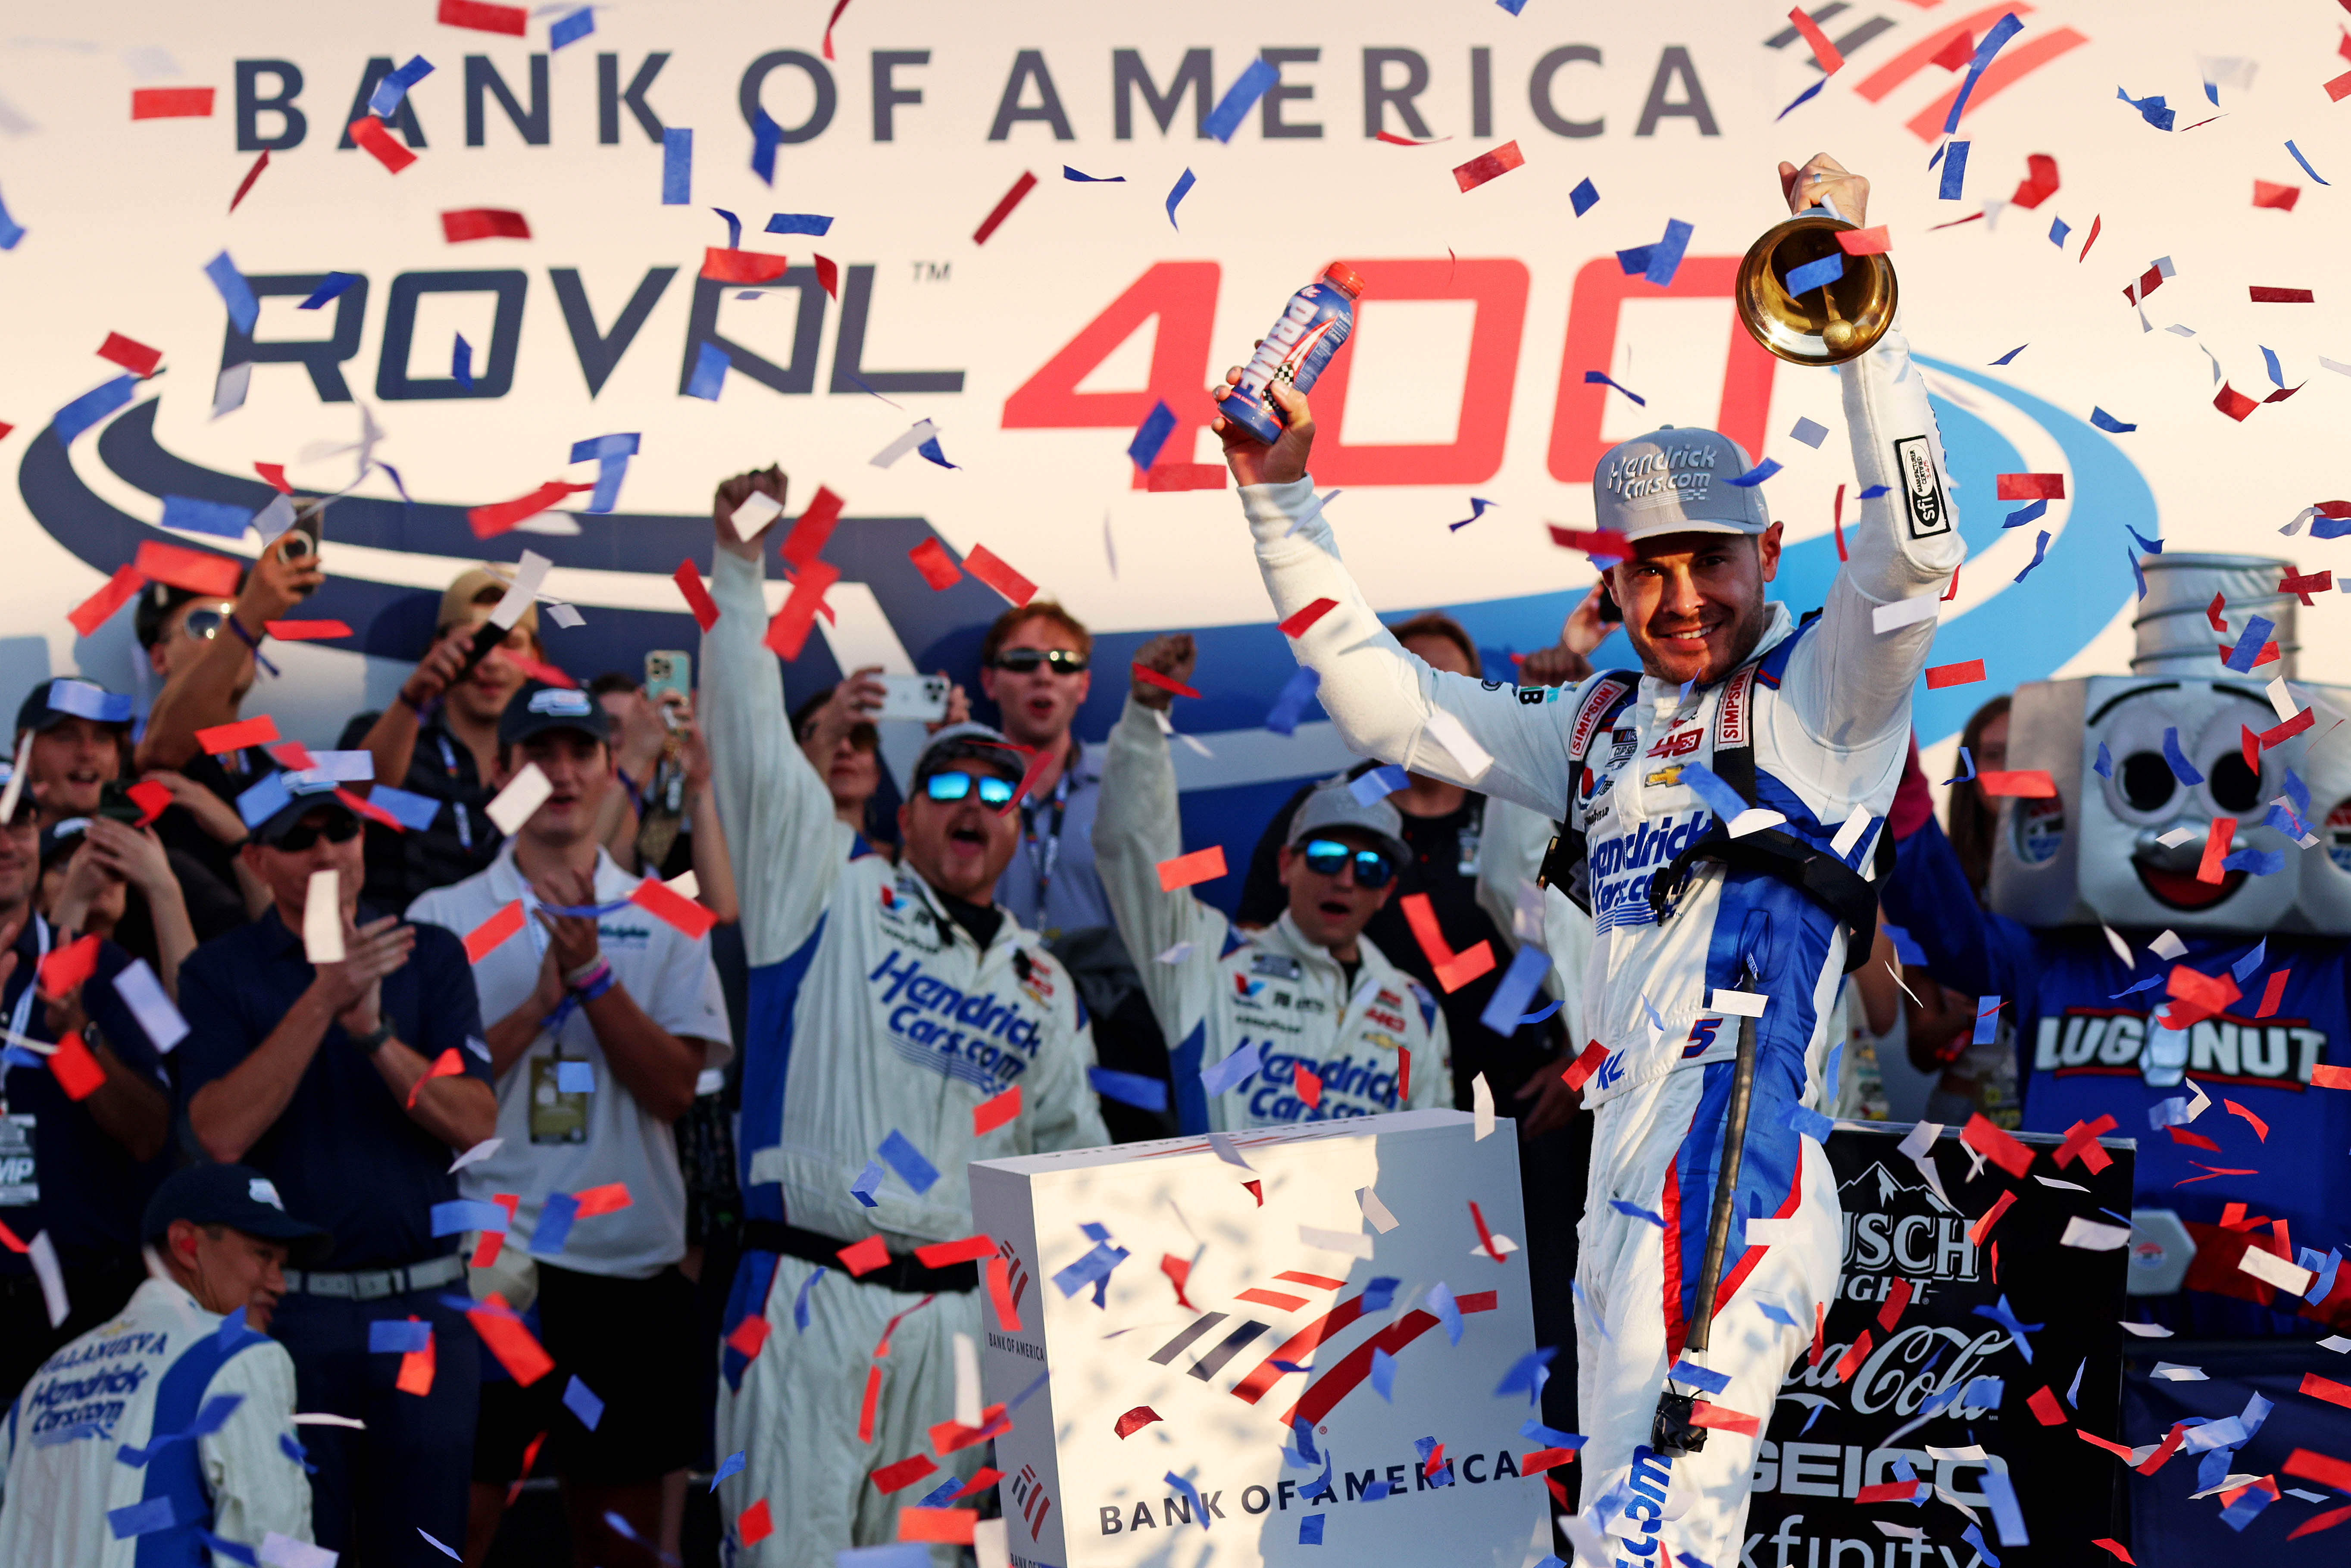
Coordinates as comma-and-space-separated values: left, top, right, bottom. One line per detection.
0, 0, 2341, 885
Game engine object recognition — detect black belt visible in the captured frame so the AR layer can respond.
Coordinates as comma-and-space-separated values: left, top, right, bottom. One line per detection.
742, 1221, 979, 1295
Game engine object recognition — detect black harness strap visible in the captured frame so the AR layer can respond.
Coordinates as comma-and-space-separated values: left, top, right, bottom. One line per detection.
1536, 671, 1641, 912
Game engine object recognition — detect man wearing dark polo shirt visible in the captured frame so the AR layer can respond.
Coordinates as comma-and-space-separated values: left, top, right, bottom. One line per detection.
177, 766, 497, 1567
0, 760, 173, 1406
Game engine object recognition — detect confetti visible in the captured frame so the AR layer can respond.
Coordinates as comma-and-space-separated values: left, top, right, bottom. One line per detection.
1204, 56, 1281, 142
1452, 141, 1526, 193
1279, 597, 1339, 637
1787, 7, 1846, 74
442, 208, 531, 243
1569, 177, 1599, 215
1115, 1406, 1160, 1438
1156, 846, 1226, 891
1582, 370, 1646, 406
2255, 180, 2301, 211
1926, 660, 1986, 689
131, 87, 215, 120
2251, 286, 2315, 303
973, 172, 1038, 245
2091, 408, 2136, 433
1164, 168, 1196, 229
962, 544, 1035, 606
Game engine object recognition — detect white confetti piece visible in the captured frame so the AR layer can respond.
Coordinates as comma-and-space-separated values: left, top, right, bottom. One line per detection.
1356, 1186, 1399, 1233
485, 762, 552, 836
729, 491, 784, 540
2150, 1363, 2207, 1381
1300, 1226, 1374, 1259
2118, 1321, 2174, 1337
1205, 1131, 1252, 1170
2154, 828, 2198, 848
953, 1331, 981, 1426
1711, 989, 1767, 1017
448, 1137, 503, 1174
1423, 711, 1492, 781
1472, 1071, 1495, 1141
2150, 929, 2186, 959
1871, 595, 1941, 634
1156, 941, 1195, 964
303, 870, 345, 964
28, 1230, 66, 1327
2101, 925, 2132, 966
488, 552, 550, 630
2237, 1247, 2316, 1295
870, 419, 941, 469
1788, 416, 1829, 449
544, 602, 584, 629
665, 868, 700, 900
1830, 811, 1873, 858
2060, 1217, 2132, 1251
212, 361, 252, 420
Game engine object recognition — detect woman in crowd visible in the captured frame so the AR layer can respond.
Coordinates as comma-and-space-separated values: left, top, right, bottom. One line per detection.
38, 814, 198, 996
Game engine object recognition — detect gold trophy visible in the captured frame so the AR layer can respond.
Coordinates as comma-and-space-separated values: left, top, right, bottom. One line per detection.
1734, 207, 1896, 365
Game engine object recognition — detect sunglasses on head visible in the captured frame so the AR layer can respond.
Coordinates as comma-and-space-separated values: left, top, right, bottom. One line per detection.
923, 770, 1016, 808
274, 812, 361, 853
988, 648, 1088, 676
179, 607, 232, 641
1300, 838, 1394, 888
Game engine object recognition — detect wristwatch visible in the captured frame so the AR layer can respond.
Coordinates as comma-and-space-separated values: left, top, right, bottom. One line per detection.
350, 1018, 396, 1055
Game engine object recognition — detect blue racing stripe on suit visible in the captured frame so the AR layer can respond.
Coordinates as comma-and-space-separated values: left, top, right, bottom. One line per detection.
737, 915, 830, 1226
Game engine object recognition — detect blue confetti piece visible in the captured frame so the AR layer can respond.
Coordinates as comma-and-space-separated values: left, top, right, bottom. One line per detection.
1520, 1420, 1585, 1449
1062, 166, 1125, 182
1646, 219, 1694, 287
0, 182, 25, 249
54, 375, 140, 444
1938, 139, 1972, 200
1569, 176, 1599, 216
2287, 139, 2331, 186
1202, 1038, 1264, 1097
1978, 1467, 2029, 1546
765, 212, 835, 234
451, 334, 474, 390
1674, 759, 1750, 826
1757, 1300, 1802, 1329
850, 1159, 885, 1207
1051, 1240, 1130, 1299
1668, 1358, 1730, 1395
1350, 765, 1409, 805
1990, 343, 2028, 366
1973, 996, 2003, 1044
711, 1451, 745, 1492
2091, 407, 2136, 433
750, 108, 782, 185
369, 56, 435, 118
916, 433, 958, 470
1369, 1346, 1397, 1401
1858, 483, 1890, 498
2128, 549, 2147, 600
366, 785, 442, 831
1165, 167, 1196, 229
711, 207, 743, 250
686, 341, 729, 400
2117, 84, 2176, 132
1163, 1470, 1211, 1530
1789, 416, 1829, 449
1128, 399, 1177, 472
1360, 1276, 1401, 1314
2003, 497, 2047, 527
369, 1318, 431, 1354
550, 7, 595, 50
1204, 56, 1281, 143
661, 127, 692, 205
1449, 496, 1498, 531
297, 272, 361, 311
109, 1496, 180, 1539
160, 495, 254, 539
1609, 1198, 1666, 1228
1616, 244, 1654, 275
556, 1060, 595, 1093
1783, 252, 1843, 299
2223, 848, 2285, 876
1479, 943, 1553, 1034
2012, 530, 2051, 584
1298, 1514, 1326, 1545
2232, 940, 2267, 982
2262, 345, 2285, 387
533, 1192, 580, 1255
1087, 1066, 1169, 1111
1495, 1344, 1558, 1403
2048, 216, 2071, 248
1970, 1295, 2042, 1363
1946, 16, 2026, 134
205, 251, 259, 334
916, 1474, 966, 1508
430, 1199, 509, 1236
1583, 369, 1646, 406
2289, 766, 2313, 817
1497, 0, 1530, 12
562, 1374, 605, 1431
1785, 1104, 1836, 1143
1777, 77, 1829, 121
2110, 974, 2163, 1000
1726, 458, 1782, 488
2094, 742, 2113, 778
792, 1265, 825, 1330
2223, 614, 2276, 673
1428, 1281, 1463, 1345
878, 1128, 940, 1194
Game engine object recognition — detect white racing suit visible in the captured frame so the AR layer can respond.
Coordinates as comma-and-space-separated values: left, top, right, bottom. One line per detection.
0, 1276, 312, 1567
1094, 695, 1451, 1129
1239, 330, 1964, 1565
700, 549, 1108, 1567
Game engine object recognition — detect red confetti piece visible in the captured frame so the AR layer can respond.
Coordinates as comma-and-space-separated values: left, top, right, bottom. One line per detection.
134, 540, 241, 598
229, 148, 271, 212
1156, 846, 1228, 891
1925, 659, 1985, 689
469, 480, 594, 539
1855, 1478, 1926, 1504
821, 0, 852, 60
724, 1313, 771, 1361
987, 1256, 1022, 1331
1548, 525, 1632, 557
1242, 1178, 1263, 1207
463, 901, 527, 963
1451, 140, 1526, 193
442, 208, 532, 243
1831, 1328, 1874, 1384
1836, 226, 1892, 255
1115, 1406, 1160, 1439
974, 1086, 1022, 1135
1457, 1289, 1498, 1312
899, 1508, 977, 1544
2325, 68, 2351, 102
908, 538, 963, 591
471, 1193, 518, 1268
470, 1292, 555, 1384
702, 247, 791, 284
763, 558, 842, 661
123, 780, 172, 828
2302, 1372, 2351, 1408
2165, 1125, 2220, 1150
2251, 285, 2315, 303
568, 1183, 630, 1219
629, 876, 718, 939
1810, 1301, 1826, 1366
1996, 472, 2065, 500
1876, 1277, 1914, 1332
1561, 1040, 1609, 1092
69, 565, 149, 637
131, 87, 215, 119
1469, 1199, 1507, 1262
672, 562, 720, 633
857, 1365, 884, 1442
1294, 1064, 1323, 1109
737, 1499, 774, 1546
38, 934, 99, 998
2281, 567, 2333, 603
2010, 153, 2060, 209
264, 620, 352, 641
98, 332, 163, 378
2196, 818, 2235, 885
195, 715, 279, 753
396, 1324, 437, 1396
2287, 1446, 2351, 1494
347, 116, 417, 174
1160, 1253, 1194, 1308
784, 486, 844, 568
511, 655, 575, 691
2026, 1384, 2066, 1424
1975, 771, 2055, 797
2255, 180, 2302, 211
2055, 1114, 2118, 1171
2224, 1099, 2270, 1142
1690, 1401, 1760, 1437
2215, 383, 2260, 422
872, 1452, 938, 1493
2289, 1504, 2351, 1540
438, 0, 527, 35
837, 1235, 891, 1276
972, 171, 1038, 246
1437, 943, 1497, 992
2079, 214, 2101, 262
1279, 597, 1339, 637
47, 1031, 104, 1100
1788, 6, 1845, 73
1967, 1189, 2016, 1246
1832, 483, 1848, 561
1145, 464, 1227, 491
950, 1468, 1003, 1503
1133, 663, 1201, 700
963, 544, 1036, 607
406, 1047, 464, 1109
2257, 971, 2291, 1019
1520, 1447, 1579, 1474
914, 1234, 995, 1268
1961, 1113, 2035, 1177
814, 254, 840, 299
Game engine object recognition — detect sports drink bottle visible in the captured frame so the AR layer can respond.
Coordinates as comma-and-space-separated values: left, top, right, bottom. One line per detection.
1221, 262, 1364, 445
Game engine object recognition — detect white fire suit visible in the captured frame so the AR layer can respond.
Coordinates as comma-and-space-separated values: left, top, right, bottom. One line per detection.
1238, 330, 1963, 1564
1094, 695, 1451, 1129
699, 548, 1107, 1567
0, 1275, 311, 1567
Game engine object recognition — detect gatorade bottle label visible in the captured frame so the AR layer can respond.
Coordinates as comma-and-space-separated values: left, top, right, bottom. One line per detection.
1223, 264, 1363, 447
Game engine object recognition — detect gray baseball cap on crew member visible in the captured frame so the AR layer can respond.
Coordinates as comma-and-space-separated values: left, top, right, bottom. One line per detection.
1286, 774, 1410, 870
1591, 425, 1770, 541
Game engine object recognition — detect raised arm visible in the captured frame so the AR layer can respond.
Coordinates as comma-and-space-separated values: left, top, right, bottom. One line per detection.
699, 467, 849, 967
135, 533, 321, 772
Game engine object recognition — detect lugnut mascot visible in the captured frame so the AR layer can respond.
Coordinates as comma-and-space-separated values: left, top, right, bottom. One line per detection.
1213, 151, 1962, 1567
1882, 550, 2351, 1335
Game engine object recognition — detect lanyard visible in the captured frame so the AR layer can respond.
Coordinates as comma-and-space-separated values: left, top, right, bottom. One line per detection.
433, 732, 475, 852
0, 915, 50, 1106
1019, 752, 1076, 914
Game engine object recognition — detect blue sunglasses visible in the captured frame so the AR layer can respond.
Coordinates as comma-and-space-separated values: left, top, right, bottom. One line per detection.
924, 770, 1016, 808
1301, 838, 1394, 887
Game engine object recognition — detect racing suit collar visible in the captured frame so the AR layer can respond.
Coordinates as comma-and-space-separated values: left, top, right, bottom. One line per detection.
1635, 600, 1795, 705
1267, 909, 1389, 1003
900, 865, 1025, 959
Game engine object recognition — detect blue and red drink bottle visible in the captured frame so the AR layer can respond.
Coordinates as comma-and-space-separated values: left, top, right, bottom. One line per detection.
1221, 262, 1364, 445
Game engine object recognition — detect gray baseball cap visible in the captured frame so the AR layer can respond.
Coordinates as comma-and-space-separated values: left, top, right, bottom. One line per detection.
1592, 425, 1769, 541
911, 722, 1026, 787
1286, 774, 1410, 869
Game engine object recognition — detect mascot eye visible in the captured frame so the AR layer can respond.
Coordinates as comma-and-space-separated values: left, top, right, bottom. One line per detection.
2119, 752, 2175, 812
2208, 752, 2262, 814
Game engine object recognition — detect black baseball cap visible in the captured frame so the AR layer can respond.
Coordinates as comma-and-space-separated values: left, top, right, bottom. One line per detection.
142, 1162, 331, 1263
498, 682, 611, 749
133, 578, 243, 651
15, 678, 134, 737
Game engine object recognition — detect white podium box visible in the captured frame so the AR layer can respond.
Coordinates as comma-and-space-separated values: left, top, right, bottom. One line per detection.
970, 1109, 1551, 1568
